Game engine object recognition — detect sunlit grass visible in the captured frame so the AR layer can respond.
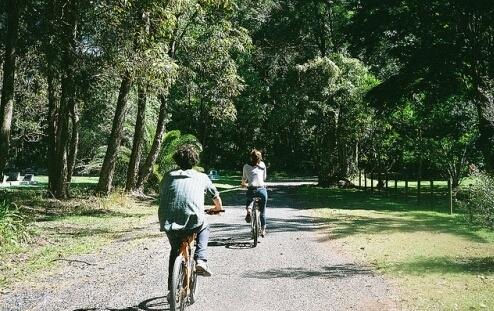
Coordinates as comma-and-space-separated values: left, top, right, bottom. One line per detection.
0, 191, 155, 289
295, 186, 494, 310
33, 175, 99, 185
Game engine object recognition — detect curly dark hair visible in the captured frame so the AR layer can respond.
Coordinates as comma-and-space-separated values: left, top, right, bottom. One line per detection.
173, 144, 200, 170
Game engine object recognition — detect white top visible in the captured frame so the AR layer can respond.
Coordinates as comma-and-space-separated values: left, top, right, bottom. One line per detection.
242, 161, 267, 187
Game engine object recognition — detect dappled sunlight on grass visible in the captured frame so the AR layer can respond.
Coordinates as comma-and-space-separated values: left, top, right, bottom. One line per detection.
320, 210, 490, 243
0, 192, 156, 288
293, 186, 494, 310
384, 256, 494, 275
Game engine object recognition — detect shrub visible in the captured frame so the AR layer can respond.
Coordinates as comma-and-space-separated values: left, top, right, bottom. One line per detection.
0, 200, 31, 248
461, 172, 494, 229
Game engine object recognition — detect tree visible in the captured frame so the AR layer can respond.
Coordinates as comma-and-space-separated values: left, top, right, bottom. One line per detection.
295, 54, 377, 184
349, 0, 494, 172
0, 0, 22, 176
125, 84, 147, 192
96, 0, 175, 194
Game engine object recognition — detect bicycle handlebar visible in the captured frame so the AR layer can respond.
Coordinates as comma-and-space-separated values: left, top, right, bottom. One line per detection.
205, 208, 226, 215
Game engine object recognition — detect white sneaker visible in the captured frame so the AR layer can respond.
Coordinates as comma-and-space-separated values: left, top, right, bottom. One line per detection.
261, 226, 266, 237
196, 260, 212, 277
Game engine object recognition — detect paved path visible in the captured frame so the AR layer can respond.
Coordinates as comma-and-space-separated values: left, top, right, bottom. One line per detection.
0, 185, 398, 311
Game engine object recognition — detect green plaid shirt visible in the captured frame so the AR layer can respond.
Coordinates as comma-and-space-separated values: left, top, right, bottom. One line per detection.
158, 169, 219, 232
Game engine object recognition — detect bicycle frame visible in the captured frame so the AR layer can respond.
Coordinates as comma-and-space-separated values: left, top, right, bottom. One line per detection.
178, 234, 196, 294
170, 234, 197, 311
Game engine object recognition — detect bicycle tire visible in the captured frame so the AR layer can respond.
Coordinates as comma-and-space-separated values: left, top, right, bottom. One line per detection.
189, 260, 199, 305
252, 202, 259, 247
256, 206, 262, 238
249, 201, 255, 238
170, 255, 186, 311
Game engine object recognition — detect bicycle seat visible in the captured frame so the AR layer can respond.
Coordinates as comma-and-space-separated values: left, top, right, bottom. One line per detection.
181, 234, 196, 243
179, 234, 197, 256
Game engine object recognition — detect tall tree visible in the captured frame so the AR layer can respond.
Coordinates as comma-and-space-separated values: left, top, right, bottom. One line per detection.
67, 101, 79, 182
125, 83, 147, 191
49, 0, 79, 198
349, 0, 494, 172
97, 72, 133, 194
135, 93, 168, 191
97, 0, 176, 194
0, 0, 21, 176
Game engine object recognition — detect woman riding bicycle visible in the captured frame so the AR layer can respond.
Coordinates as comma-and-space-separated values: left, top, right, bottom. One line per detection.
241, 149, 268, 237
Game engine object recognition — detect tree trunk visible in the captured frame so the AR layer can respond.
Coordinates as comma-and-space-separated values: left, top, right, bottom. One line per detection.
52, 86, 71, 198
97, 72, 133, 194
135, 94, 168, 191
45, 0, 59, 192
50, 0, 78, 199
47, 73, 59, 191
0, 0, 20, 176
67, 101, 79, 183
125, 84, 147, 192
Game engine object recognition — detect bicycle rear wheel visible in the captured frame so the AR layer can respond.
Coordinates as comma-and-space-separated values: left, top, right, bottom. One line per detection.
252, 205, 259, 247
170, 255, 187, 311
189, 260, 199, 304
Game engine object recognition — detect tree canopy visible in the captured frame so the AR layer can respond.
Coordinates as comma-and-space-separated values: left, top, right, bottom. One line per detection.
1, 0, 493, 196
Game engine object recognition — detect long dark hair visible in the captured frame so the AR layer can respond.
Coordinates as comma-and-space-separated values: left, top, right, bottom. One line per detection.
249, 149, 262, 166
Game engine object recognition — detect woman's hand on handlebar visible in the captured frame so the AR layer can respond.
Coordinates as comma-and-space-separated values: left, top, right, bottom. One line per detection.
241, 179, 247, 188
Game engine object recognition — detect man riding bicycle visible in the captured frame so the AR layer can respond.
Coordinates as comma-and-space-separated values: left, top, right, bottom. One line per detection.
159, 144, 223, 301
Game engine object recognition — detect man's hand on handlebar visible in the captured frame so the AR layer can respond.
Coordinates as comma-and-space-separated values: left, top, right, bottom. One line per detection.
205, 207, 225, 215
206, 196, 224, 215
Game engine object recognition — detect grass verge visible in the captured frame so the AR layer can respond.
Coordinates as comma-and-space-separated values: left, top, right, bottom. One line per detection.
294, 186, 494, 310
0, 190, 155, 290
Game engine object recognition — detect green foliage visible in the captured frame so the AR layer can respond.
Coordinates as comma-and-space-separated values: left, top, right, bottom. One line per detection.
80, 145, 131, 188
295, 53, 377, 182
2, 0, 493, 192
349, 0, 494, 172
141, 130, 201, 193
157, 130, 202, 176
0, 200, 30, 248
462, 172, 494, 229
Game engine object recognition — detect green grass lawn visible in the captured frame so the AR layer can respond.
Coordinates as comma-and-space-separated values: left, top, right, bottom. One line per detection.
0, 190, 156, 289
30, 175, 98, 185
0, 175, 99, 193
294, 187, 494, 310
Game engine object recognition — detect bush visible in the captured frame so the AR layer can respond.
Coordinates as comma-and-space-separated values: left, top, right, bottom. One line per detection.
462, 172, 494, 229
0, 200, 31, 248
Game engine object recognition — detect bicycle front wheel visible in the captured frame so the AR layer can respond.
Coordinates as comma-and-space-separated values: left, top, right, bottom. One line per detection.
170, 255, 187, 311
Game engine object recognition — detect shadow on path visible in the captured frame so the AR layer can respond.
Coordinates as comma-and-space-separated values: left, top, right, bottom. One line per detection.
207, 213, 330, 251
242, 264, 374, 280
74, 296, 169, 311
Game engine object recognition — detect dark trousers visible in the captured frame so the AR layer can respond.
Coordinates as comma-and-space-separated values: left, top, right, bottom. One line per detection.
166, 223, 209, 290
246, 187, 268, 227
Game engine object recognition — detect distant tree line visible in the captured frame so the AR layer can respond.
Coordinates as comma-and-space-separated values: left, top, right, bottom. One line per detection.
0, 0, 493, 198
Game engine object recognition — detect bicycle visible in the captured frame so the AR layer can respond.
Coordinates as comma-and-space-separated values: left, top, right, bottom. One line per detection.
248, 197, 262, 247
169, 208, 224, 311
